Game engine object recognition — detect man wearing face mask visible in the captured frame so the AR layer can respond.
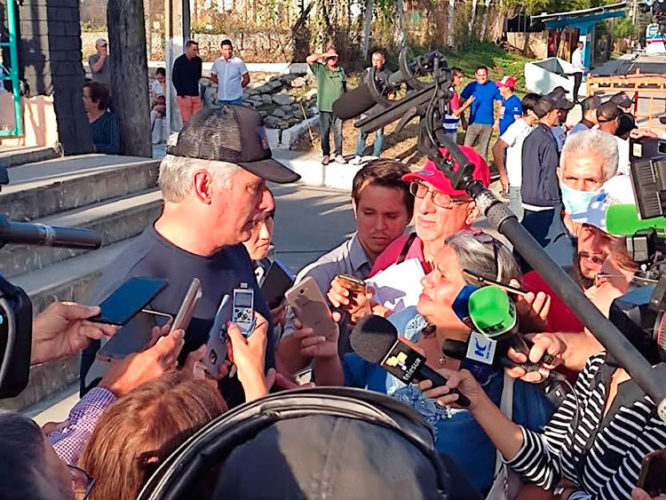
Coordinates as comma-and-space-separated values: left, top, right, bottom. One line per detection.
520, 128, 619, 276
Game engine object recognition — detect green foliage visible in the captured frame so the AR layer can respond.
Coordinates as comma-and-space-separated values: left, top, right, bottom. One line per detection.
445, 42, 533, 94
613, 17, 636, 38
81, 21, 107, 32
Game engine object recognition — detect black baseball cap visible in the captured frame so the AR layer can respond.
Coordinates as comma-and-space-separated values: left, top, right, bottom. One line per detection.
167, 105, 300, 184
534, 93, 573, 118
597, 101, 621, 123
581, 95, 601, 113
610, 92, 632, 109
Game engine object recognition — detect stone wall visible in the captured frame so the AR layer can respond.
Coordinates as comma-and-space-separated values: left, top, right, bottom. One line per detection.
17, 0, 93, 154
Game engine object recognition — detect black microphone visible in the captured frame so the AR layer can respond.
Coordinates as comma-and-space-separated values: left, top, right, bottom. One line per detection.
332, 82, 376, 120
350, 315, 471, 407
0, 216, 102, 249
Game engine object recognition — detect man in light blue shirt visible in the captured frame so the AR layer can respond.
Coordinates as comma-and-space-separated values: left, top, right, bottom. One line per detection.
211, 39, 250, 105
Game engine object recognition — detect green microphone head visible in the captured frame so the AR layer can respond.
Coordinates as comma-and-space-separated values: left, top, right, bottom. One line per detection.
468, 286, 517, 340
606, 204, 666, 236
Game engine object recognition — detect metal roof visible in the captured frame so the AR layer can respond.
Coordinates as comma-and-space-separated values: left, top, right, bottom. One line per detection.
530, 2, 627, 22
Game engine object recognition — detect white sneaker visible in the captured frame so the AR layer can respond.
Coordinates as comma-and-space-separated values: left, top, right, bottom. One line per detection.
351, 155, 363, 165
334, 154, 347, 164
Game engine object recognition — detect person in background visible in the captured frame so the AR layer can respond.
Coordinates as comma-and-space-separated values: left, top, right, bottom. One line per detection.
549, 87, 573, 152
352, 49, 392, 164
443, 67, 474, 143
494, 76, 522, 136
277, 159, 413, 374
150, 68, 167, 145
210, 39, 250, 106
519, 93, 565, 241
611, 92, 637, 139
569, 94, 600, 135
306, 45, 347, 166
89, 38, 111, 88
151, 67, 166, 102
492, 93, 540, 221
243, 188, 276, 282
571, 41, 586, 102
83, 81, 120, 154
597, 101, 630, 175
172, 40, 203, 125
461, 65, 501, 161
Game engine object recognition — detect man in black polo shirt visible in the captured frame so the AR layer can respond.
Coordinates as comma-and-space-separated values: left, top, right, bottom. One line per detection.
81, 106, 300, 406
172, 40, 203, 124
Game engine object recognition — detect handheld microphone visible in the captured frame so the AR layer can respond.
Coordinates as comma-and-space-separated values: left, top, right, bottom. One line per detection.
0, 216, 102, 249
350, 315, 471, 407
605, 204, 666, 236
467, 286, 556, 366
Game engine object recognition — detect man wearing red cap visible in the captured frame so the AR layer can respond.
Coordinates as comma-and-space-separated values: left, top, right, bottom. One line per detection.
370, 146, 491, 275
495, 76, 522, 137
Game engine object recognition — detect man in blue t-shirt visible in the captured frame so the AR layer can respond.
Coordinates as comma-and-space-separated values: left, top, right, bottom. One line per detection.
460, 65, 501, 161
81, 105, 301, 407
495, 76, 522, 136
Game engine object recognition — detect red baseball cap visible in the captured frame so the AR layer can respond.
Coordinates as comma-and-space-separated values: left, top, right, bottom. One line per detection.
496, 76, 516, 88
401, 146, 490, 198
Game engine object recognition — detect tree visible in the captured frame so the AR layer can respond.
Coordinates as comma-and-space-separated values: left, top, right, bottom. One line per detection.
107, 0, 152, 157
361, 0, 375, 58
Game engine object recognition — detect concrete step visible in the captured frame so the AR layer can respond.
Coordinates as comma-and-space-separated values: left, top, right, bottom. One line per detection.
0, 146, 61, 167
0, 190, 163, 278
1, 155, 160, 221
0, 240, 132, 412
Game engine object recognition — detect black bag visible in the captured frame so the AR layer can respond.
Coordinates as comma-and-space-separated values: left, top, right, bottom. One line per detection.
138, 387, 456, 500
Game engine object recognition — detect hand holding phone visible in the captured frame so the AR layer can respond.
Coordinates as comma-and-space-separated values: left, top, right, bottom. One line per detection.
286, 277, 338, 338
203, 294, 232, 376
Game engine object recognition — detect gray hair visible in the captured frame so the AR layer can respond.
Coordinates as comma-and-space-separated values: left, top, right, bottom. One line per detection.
158, 155, 241, 203
445, 230, 521, 284
561, 129, 618, 182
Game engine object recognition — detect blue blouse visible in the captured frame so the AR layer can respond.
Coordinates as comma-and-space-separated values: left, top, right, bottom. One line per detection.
343, 307, 554, 492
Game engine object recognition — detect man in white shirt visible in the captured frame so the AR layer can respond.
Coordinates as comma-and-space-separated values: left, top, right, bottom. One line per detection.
571, 41, 586, 103
210, 39, 250, 105
491, 93, 540, 221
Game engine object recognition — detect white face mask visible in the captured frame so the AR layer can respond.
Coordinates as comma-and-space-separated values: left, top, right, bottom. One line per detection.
560, 181, 603, 215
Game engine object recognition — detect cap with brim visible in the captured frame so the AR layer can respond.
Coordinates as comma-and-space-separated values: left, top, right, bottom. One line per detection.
569, 175, 636, 233
581, 95, 602, 113
534, 95, 556, 118
610, 92, 632, 108
597, 101, 621, 123
497, 76, 516, 88
95, 38, 107, 46
548, 91, 574, 110
167, 105, 300, 184
401, 145, 490, 198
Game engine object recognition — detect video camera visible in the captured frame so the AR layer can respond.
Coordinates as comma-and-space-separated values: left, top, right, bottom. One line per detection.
332, 48, 666, 420
607, 136, 666, 364
0, 164, 103, 398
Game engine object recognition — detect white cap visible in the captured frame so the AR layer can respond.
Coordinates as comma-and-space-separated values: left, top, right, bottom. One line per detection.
569, 175, 636, 233
95, 38, 108, 47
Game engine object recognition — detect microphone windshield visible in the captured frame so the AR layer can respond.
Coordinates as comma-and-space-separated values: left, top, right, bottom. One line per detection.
468, 286, 517, 338
605, 203, 666, 236
350, 315, 399, 363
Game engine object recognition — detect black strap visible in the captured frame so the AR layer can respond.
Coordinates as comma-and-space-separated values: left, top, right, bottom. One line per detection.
397, 232, 417, 265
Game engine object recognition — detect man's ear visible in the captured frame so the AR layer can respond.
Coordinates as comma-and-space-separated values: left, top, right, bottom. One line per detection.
556, 166, 563, 183
465, 202, 481, 226
192, 170, 214, 204
352, 199, 358, 220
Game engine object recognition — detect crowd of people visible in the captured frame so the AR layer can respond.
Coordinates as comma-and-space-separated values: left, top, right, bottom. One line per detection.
1, 38, 665, 500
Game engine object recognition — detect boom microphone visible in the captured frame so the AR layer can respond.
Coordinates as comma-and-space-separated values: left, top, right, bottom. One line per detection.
0, 216, 102, 249
350, 315, 471, 406
332, 83, 376, 120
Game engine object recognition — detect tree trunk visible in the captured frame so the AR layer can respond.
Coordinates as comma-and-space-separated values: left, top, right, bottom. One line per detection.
361, 0, 374, 59
469, 0, 478, 40
480, 0, 491, 41
107, 0, 152, 157
395, 0, 406, 46
447, 0, 455, 47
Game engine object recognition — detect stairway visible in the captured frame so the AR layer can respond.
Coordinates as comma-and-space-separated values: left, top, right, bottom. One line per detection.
0, 153, 163, 411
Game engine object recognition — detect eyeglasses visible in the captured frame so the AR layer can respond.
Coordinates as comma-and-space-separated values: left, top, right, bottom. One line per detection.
68, 464, 95, 500
470, 231, 500, 281
409, 181, 469, 209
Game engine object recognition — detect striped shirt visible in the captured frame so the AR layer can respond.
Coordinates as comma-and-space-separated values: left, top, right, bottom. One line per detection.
506, 352, 666, 499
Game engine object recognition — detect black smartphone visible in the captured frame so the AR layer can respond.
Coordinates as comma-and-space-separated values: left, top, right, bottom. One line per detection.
90, 277, 168, 325
96, 310, 172, 362
637, 449, 666, 496
261, 260, 295, 309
